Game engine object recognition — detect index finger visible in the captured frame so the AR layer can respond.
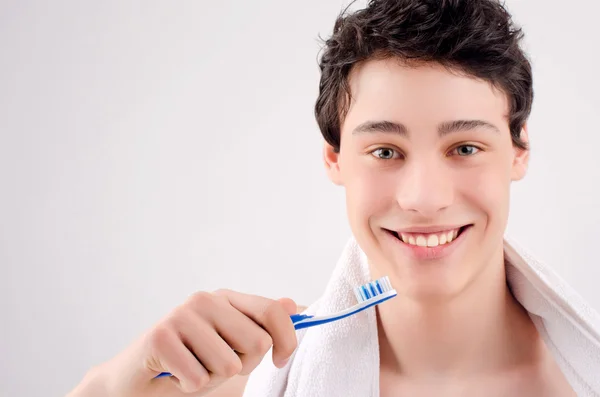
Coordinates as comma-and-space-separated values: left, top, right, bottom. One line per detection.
213, 289, 298, 367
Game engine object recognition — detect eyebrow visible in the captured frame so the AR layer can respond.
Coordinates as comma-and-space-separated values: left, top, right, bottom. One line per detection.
352, 119, 500, 137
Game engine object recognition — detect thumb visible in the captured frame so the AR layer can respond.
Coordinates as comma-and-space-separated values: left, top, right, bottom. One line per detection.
277, 297, 297, 315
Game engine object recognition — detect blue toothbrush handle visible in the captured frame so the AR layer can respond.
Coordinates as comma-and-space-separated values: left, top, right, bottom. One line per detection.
155, 313, 311, 379
289, 313, 313, 324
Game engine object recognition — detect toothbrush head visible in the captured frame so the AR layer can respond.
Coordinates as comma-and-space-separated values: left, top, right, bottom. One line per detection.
353, 276, 397, 303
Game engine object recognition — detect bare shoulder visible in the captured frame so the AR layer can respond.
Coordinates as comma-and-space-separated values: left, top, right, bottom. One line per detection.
206, 304, 308, 397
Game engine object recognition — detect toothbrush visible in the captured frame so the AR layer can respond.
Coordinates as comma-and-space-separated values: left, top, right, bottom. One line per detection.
289, 275, 397, 329
155, 276, 396, 378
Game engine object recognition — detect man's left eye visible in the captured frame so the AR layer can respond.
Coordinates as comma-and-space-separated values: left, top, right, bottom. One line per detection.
452, 145, 480, 156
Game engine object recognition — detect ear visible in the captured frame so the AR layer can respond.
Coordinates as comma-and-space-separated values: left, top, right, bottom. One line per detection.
511, 125, 530, 181
323, 142, 343, 185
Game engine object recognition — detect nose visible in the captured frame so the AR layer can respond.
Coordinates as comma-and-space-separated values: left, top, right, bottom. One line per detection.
396, 157, 454, 216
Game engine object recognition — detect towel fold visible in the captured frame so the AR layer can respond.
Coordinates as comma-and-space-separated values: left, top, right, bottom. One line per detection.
242, 236, 600, 396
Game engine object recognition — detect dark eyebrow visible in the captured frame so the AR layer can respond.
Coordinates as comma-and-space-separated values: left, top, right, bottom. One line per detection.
352, 120, 408, 136
438, 119, 500, 136
352, 119, 500, 137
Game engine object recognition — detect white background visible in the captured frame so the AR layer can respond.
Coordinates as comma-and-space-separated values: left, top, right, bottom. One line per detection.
1, 1, 598, 395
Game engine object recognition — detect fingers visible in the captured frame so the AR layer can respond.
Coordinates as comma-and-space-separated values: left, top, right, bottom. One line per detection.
277, 297, 298, 315
147, 325, 210, 393
214, 289, 298, 368
175, 312, 243, 378
211, 305, 276, 374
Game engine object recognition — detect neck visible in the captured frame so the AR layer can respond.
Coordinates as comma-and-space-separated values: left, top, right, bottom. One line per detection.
375, 244, 542, 379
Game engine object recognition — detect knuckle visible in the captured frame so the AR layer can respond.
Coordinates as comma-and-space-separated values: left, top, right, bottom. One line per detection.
252, 333, 274, 355
165, 307, 191, 330
212, 288, 232, 296
210, 290, 232, 307
181, 371, 210, 393
187, 291, 214, 308
265, 299, 284, 314
147, 325, 172, 351
221, 357, 243, 378
260, 300, 293, 333
193, 371, 211, 389
262, 300, 285, 323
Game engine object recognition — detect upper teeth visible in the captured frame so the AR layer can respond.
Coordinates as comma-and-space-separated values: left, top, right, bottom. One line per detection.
399, 228, 460, 247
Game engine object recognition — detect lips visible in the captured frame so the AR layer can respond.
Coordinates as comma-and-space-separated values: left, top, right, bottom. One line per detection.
382, 225, 473, 260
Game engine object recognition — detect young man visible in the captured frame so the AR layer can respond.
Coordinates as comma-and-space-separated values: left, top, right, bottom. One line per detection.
67, 0, 599, 396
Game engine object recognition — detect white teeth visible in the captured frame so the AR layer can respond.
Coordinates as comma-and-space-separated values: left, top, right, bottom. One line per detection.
398, 227, 464, 247
439, 233, 447, 244
427, 234, 439, 247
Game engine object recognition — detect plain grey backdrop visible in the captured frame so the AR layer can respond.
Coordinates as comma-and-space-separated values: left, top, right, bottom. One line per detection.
1, 0, 599, 395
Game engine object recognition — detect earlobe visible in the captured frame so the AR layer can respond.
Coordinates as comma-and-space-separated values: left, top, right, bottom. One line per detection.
323, 143, 343, 185
511, 126, 530, 181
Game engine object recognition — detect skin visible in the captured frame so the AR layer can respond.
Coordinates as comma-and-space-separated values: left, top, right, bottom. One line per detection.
67, 292, 301, 397
322, 58, 575, 396
67, 58, 576, 397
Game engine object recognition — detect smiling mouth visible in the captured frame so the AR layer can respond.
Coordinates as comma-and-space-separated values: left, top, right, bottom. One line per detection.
385, 225, 472, 247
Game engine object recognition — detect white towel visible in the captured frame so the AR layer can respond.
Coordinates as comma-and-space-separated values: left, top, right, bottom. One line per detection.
242, 235, 600, 396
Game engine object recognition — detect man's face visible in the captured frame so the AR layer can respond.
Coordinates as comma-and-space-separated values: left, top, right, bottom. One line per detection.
324, 58, 529, 299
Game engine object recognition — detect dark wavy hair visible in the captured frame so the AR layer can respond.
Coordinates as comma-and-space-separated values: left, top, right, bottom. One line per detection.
315, 0, 533, 152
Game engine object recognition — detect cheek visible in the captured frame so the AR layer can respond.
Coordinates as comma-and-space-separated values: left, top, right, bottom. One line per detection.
459, 160, 512, 220
343, 163, 397, 220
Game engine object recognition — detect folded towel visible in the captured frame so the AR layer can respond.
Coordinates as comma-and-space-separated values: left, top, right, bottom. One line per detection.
242, 235, 600, 396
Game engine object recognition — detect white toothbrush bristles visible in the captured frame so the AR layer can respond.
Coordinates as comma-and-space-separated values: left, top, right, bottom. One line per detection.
354, 276, 394, 303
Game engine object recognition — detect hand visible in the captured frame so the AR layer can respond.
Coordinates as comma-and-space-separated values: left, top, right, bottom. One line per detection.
71, 290, 298, 397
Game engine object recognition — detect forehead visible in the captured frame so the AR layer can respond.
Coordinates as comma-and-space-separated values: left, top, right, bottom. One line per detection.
342, 58, 509, 133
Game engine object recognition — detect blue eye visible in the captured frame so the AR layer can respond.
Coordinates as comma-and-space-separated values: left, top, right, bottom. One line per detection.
371, 148, 399, 160
453, 145, 480, 156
